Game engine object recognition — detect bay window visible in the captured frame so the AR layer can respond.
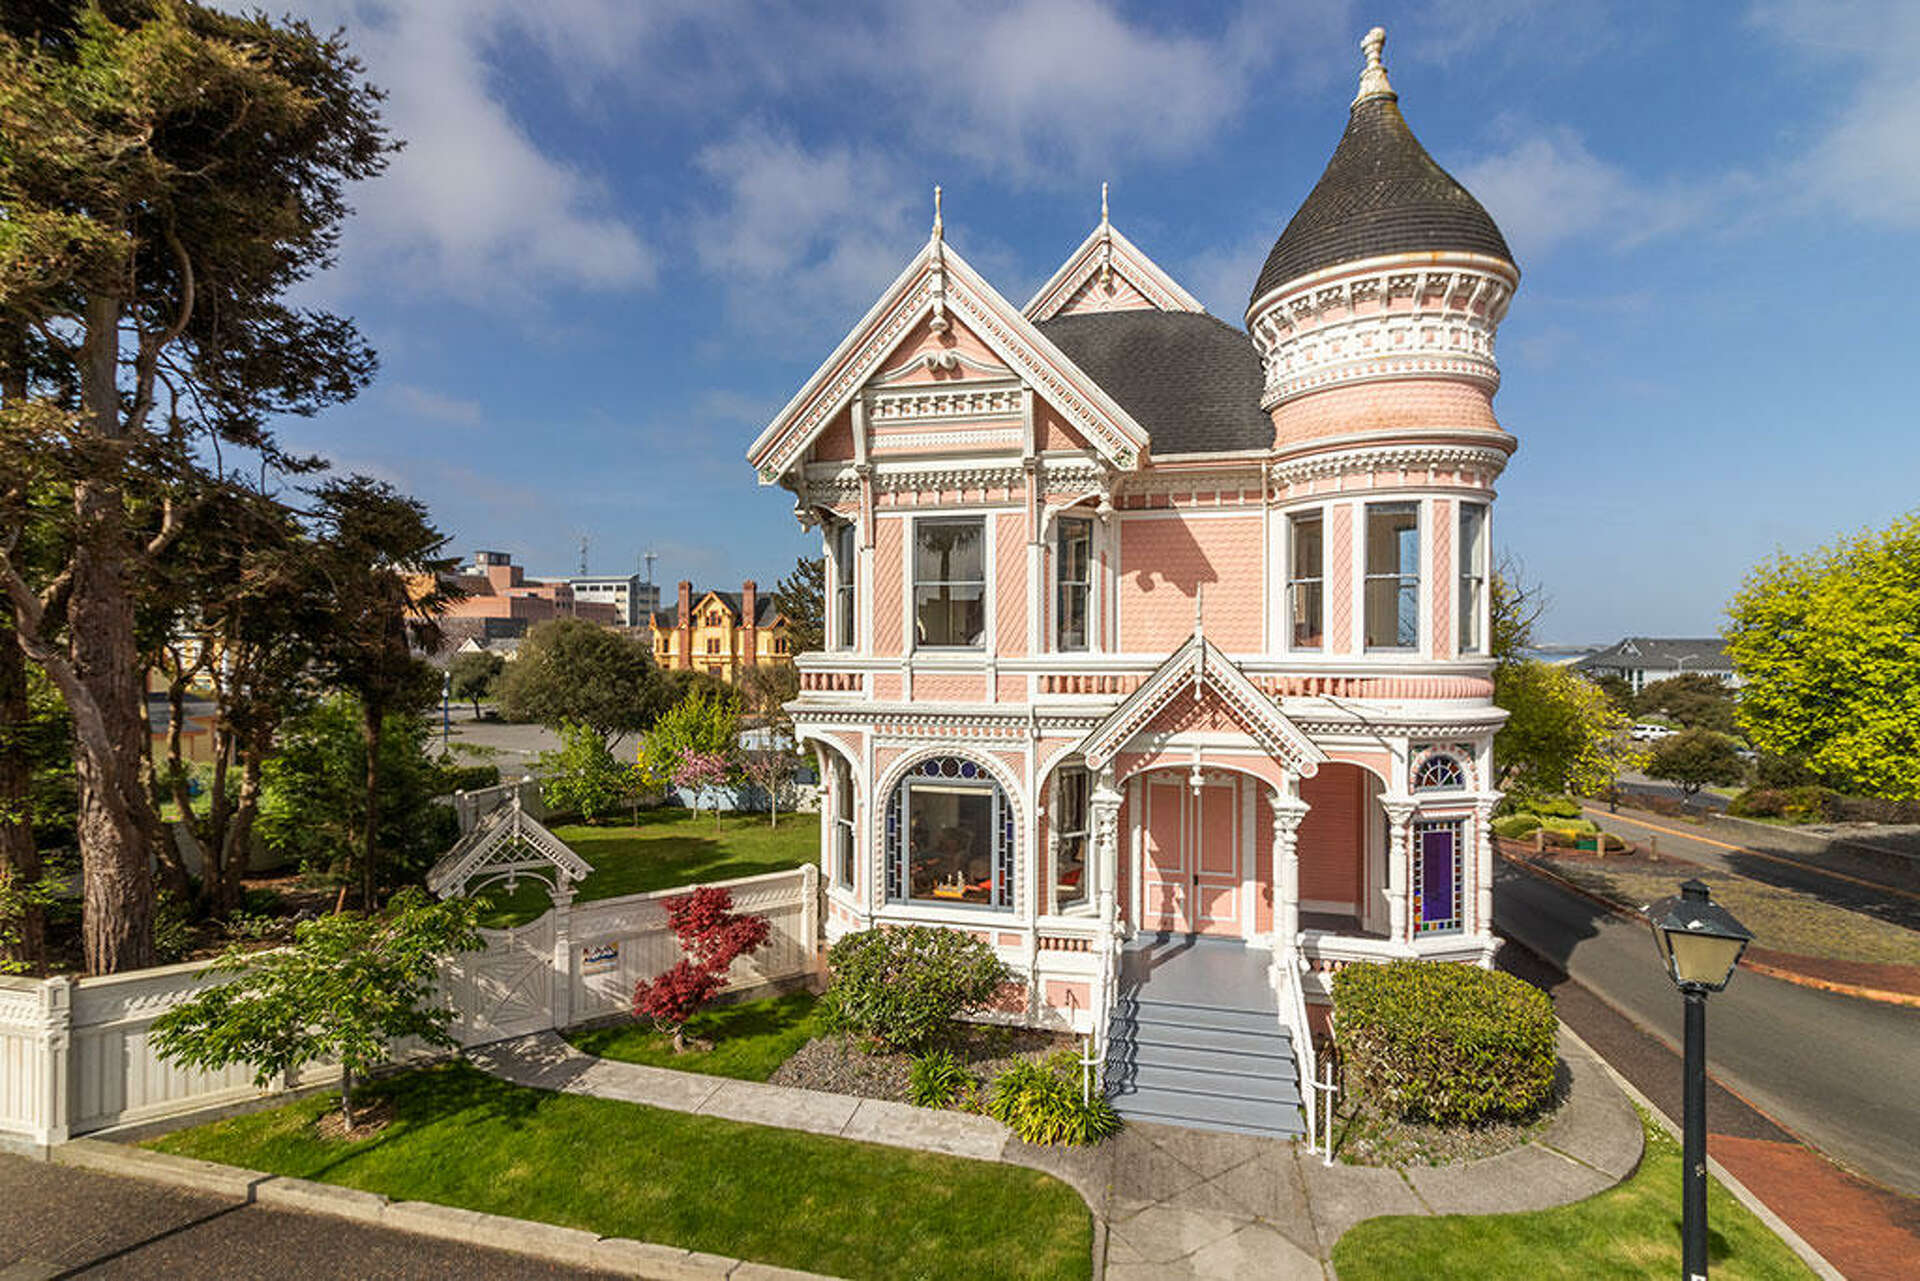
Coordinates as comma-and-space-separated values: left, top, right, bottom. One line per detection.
884, 756, 1013, 909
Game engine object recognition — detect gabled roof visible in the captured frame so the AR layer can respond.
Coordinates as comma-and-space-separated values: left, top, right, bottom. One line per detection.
1037, 311, 1273, 455
746, 230, 1152, 484
1576, 638, 1732, 673
1023, 214, 1206, 322
1079, 630, 1326, 774
653, 589, 781, 629
427, 793, 593, 900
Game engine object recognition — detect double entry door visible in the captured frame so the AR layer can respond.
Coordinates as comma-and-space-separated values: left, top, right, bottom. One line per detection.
1140, 772, 1246, 937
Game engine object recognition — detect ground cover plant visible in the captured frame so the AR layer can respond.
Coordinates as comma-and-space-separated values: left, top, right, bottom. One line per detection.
480, 809, 815, 927
565, 991, 820, 1080
1331, 1113, 1815, 1280
148, 1062, 1091, 1281
986, 1050, 1121, 1147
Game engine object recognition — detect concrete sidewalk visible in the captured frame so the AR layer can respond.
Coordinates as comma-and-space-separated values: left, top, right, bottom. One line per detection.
474, 1027, 1642, 1279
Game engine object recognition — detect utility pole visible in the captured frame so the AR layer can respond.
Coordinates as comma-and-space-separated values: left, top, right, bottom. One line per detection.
578, 534, 590, 575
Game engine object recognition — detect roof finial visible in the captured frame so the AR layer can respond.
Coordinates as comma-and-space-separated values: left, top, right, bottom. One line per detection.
931, 184, 943, 243
1354, 26, 1395, 106
1100, 181, 1110, 229
1097, 181, 1113, 287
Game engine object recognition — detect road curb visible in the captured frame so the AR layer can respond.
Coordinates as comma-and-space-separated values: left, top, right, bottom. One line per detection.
1496, 847, 1920, 1008
50, 1137, 841, 1280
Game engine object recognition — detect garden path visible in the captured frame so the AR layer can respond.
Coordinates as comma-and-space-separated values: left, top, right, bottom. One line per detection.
472, 1027, 1641, 1279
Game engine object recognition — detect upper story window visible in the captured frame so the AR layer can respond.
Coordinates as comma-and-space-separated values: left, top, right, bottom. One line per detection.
1458, 503, 1489, 655
1364, 502, 1420, 650
1056, 517, 1092, 652
914, 519, 985, 649
705, 637, 721, 655
832, 522, 856, 651
706, 610, 724, 626
1289, 511, 1324, 649
773, 636, 789, 655
1413, 753, 1465, 791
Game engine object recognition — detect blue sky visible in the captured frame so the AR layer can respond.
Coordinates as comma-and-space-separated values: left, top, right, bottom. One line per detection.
272, 1, 1920, 644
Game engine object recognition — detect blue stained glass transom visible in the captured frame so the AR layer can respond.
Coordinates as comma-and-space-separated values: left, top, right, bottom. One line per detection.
1413, 754, 1466, 791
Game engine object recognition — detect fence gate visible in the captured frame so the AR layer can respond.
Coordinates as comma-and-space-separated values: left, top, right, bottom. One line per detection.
449, 918, 556, 1047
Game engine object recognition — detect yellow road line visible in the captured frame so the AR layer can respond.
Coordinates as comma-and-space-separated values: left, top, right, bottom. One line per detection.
1583, 806, 1920, 904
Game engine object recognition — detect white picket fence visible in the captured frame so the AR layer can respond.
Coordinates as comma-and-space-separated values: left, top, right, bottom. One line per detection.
0, 864, 820, 1152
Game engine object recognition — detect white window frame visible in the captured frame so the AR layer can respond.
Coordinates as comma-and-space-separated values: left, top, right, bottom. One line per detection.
1363, 501, 1421, 652
1051, 766, 1091, 914
1458, 502, 1489, 656
909, 515, 989, 652
1287, 508, 1325, 651
831, 755, 855, 890
831, 521, 857, 651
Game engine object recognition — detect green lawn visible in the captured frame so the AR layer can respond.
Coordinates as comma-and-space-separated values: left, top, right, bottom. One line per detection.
564, 991, 820, 1081
481, 809, 817, 927
1333, 1115, 1815, 1280
149, 1062, 1089, 1281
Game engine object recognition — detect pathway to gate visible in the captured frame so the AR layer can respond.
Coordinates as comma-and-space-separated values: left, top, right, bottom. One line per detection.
473, 1026, 1642, 1279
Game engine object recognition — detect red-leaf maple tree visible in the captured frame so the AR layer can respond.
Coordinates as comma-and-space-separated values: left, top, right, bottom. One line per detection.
631, 886, 771, 1051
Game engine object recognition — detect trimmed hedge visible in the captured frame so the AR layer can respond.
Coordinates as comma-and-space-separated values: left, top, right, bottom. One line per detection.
1491, 813, 1541, 840
820, 926, 1009, 1052
1333, 961, 1557, 1125
1729, 785, 1833, 822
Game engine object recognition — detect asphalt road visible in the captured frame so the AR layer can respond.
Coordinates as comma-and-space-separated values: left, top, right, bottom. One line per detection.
0, 1154, 613, 1279
1494, 860, 1920, 1198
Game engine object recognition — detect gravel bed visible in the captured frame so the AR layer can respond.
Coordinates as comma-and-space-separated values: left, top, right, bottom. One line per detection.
769, 1024, 1076, 1103
1334, 1062, 1570, 1167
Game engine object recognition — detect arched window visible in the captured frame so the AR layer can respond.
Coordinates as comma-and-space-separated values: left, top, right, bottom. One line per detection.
1413, 753, 1465, 791
884, 756, 1014, 909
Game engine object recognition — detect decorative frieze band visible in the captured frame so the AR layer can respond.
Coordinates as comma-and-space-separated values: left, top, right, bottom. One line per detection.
1269, 443, 1510, 489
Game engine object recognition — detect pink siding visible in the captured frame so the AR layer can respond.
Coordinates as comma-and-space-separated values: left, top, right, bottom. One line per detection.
871, 672, 901, 700
1253, 788, 1274, 935
874, 314, 1008, 383
1299, 765, 1366, 907
1037, 405, 1091, 451
1270, 380, 1504, 445
1044, 980, 1091, 1011
1431, 498, 1454, 661
873, 518, 903, 656
1327, 505, 1355, 654
997, 674, 1026, 702
1055, 272, 1156, 316
811, 408, 855, 462
1117, 514, 1263, 652
995, 512, 1027, 656
914, 673, 985, 703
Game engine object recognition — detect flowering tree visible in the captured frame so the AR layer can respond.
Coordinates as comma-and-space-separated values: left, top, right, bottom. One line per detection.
631, 886, 770, 1051
672, 750, 733, 825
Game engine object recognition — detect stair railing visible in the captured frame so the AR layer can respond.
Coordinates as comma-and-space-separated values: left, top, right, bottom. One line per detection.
1281, 947, 1319, 1153
1079, 888, 1122, 1105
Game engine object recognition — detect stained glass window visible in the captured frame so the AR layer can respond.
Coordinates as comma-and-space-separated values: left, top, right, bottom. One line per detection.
1413, 754, 1466, 791
886, 756, 1013, 909
1412, 818, 1464, 934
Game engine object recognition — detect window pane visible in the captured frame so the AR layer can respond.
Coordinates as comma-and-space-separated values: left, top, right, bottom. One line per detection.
1291, 581, 1324, 648
1058, 584, 1088, 651
1458, 504, 1486, 654
1365, 503, 1420, 649
1290, 513, 1322, 578
906, 785, 995, 904
1365, 504, 1417, 575
1414, 821, 1463, 933
1289, 512, 1323, 648
915, 520, 984, 582
915, 584, 986, 647
1055, 770, 1088, 911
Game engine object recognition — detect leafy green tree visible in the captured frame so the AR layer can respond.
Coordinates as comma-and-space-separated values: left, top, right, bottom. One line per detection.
637, 684, 742, 791
1494, 661, 1638, 800
448, 650, 505, 717
1634, 673, 1738, 735
1725, 513, 1920, 800
1645, 730, 1747, 801
151, 888, 481, 1130
258, 695, 458, 897
499, 617, 659, 747
0, 2, 393, 972
773, 556, 824, 654
537, 721, 642, 825
1590, 673, 1636, 716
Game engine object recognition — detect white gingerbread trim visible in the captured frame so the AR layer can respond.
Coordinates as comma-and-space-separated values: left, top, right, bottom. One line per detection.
1024, 220, 1206, 322
427, 793, 592, 901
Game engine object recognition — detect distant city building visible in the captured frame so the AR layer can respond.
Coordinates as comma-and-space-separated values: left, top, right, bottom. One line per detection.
564, 574, 660, 627
422, 550, 622, 644
649, 579, 792, 683
1576, 637, 1739, 693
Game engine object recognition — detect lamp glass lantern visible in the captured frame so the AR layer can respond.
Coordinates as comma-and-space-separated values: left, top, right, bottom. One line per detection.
1647, 878, 1751, 992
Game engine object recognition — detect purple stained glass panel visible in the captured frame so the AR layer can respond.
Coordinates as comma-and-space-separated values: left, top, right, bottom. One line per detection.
1417, 824, 1458, 932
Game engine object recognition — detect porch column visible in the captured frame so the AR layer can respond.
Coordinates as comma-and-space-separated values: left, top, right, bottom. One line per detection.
1269, 788, 1309, 954
1089, 773, 1123, 935
1382, 798, 1416, 945
1472, 798, 1497, 938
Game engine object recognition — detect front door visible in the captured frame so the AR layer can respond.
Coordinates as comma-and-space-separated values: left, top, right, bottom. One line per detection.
1140, 773, 1243, 937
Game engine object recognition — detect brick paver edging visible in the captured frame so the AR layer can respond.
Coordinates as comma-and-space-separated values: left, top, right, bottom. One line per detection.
50, 1138, 834, 1281
1495, 845, 1920, 1008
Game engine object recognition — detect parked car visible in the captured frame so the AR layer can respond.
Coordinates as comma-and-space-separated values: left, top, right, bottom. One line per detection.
1631, 723, 1676, 741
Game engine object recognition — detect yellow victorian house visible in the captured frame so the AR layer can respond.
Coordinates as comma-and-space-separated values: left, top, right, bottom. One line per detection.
649, 579, 793, 683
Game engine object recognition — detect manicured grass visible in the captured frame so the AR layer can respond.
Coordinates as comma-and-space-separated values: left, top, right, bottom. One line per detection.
149, 1062, 1090, 1281
1332, 1115, 1815, 1280
564, 991, 820, 1081
481, 808, 817, 927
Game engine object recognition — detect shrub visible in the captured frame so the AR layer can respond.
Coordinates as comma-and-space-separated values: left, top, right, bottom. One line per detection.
1732, 785, 1836, 822
631, 886, 770, 1051
1539, 819, 1599, 846
442, 762, 502, 793
1491, 813, 1541, 840
987, 1051, 1121, 1146
820, 926, 1009, 1052
908, 1048, 972, 1109
153, 890, 193, 964
1527, 795, 1583, 820
1333, 961, 1556, 1125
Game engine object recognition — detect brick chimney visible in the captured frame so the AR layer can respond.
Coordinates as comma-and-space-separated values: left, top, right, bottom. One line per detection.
741, 579, 758, 673
676, 579, 693, 671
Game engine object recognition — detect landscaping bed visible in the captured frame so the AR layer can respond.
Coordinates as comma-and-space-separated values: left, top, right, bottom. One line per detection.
1332, 1069, 1567, 1167
770, 1021, 1076, 1104
564, 990, 822, 1081
147, 1061, 1092, 1281
1333, 1112, 1816, 1280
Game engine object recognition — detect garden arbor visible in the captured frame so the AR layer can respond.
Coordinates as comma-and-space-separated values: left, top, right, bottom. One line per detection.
427, 792, 592, 908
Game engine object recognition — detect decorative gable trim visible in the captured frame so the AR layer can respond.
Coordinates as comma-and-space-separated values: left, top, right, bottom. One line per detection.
747, 237, 1150, 485
1078, 630, 1326, 774
428, 793, 593, 901
1024, 221, 1206, 323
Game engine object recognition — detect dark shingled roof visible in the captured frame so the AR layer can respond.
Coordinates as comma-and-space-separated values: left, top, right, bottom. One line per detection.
653, 591, 778, 629
1037, 310, 1273, 456
1250, 94, 1512, 309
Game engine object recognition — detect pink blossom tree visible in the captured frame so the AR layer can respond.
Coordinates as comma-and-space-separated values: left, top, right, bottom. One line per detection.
672, 750, 733, 826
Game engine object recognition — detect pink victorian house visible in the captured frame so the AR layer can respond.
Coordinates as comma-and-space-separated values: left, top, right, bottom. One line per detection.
747, 30, 1518, 1137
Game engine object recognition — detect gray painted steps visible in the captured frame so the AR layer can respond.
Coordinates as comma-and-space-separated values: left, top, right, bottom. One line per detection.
1105, 970, 1304, 1138
1115, 1092, 1304, 1139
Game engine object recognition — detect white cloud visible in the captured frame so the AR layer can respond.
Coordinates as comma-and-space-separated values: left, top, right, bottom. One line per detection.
285, 0, 654, 303
1750, 0, 1920, 226
395, 385, 483, 425
1181, 231, 1278, 322
1458, 126, 1724, 263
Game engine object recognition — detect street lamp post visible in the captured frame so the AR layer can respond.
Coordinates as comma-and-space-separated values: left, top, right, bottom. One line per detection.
1646, 878, 1753, 1280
